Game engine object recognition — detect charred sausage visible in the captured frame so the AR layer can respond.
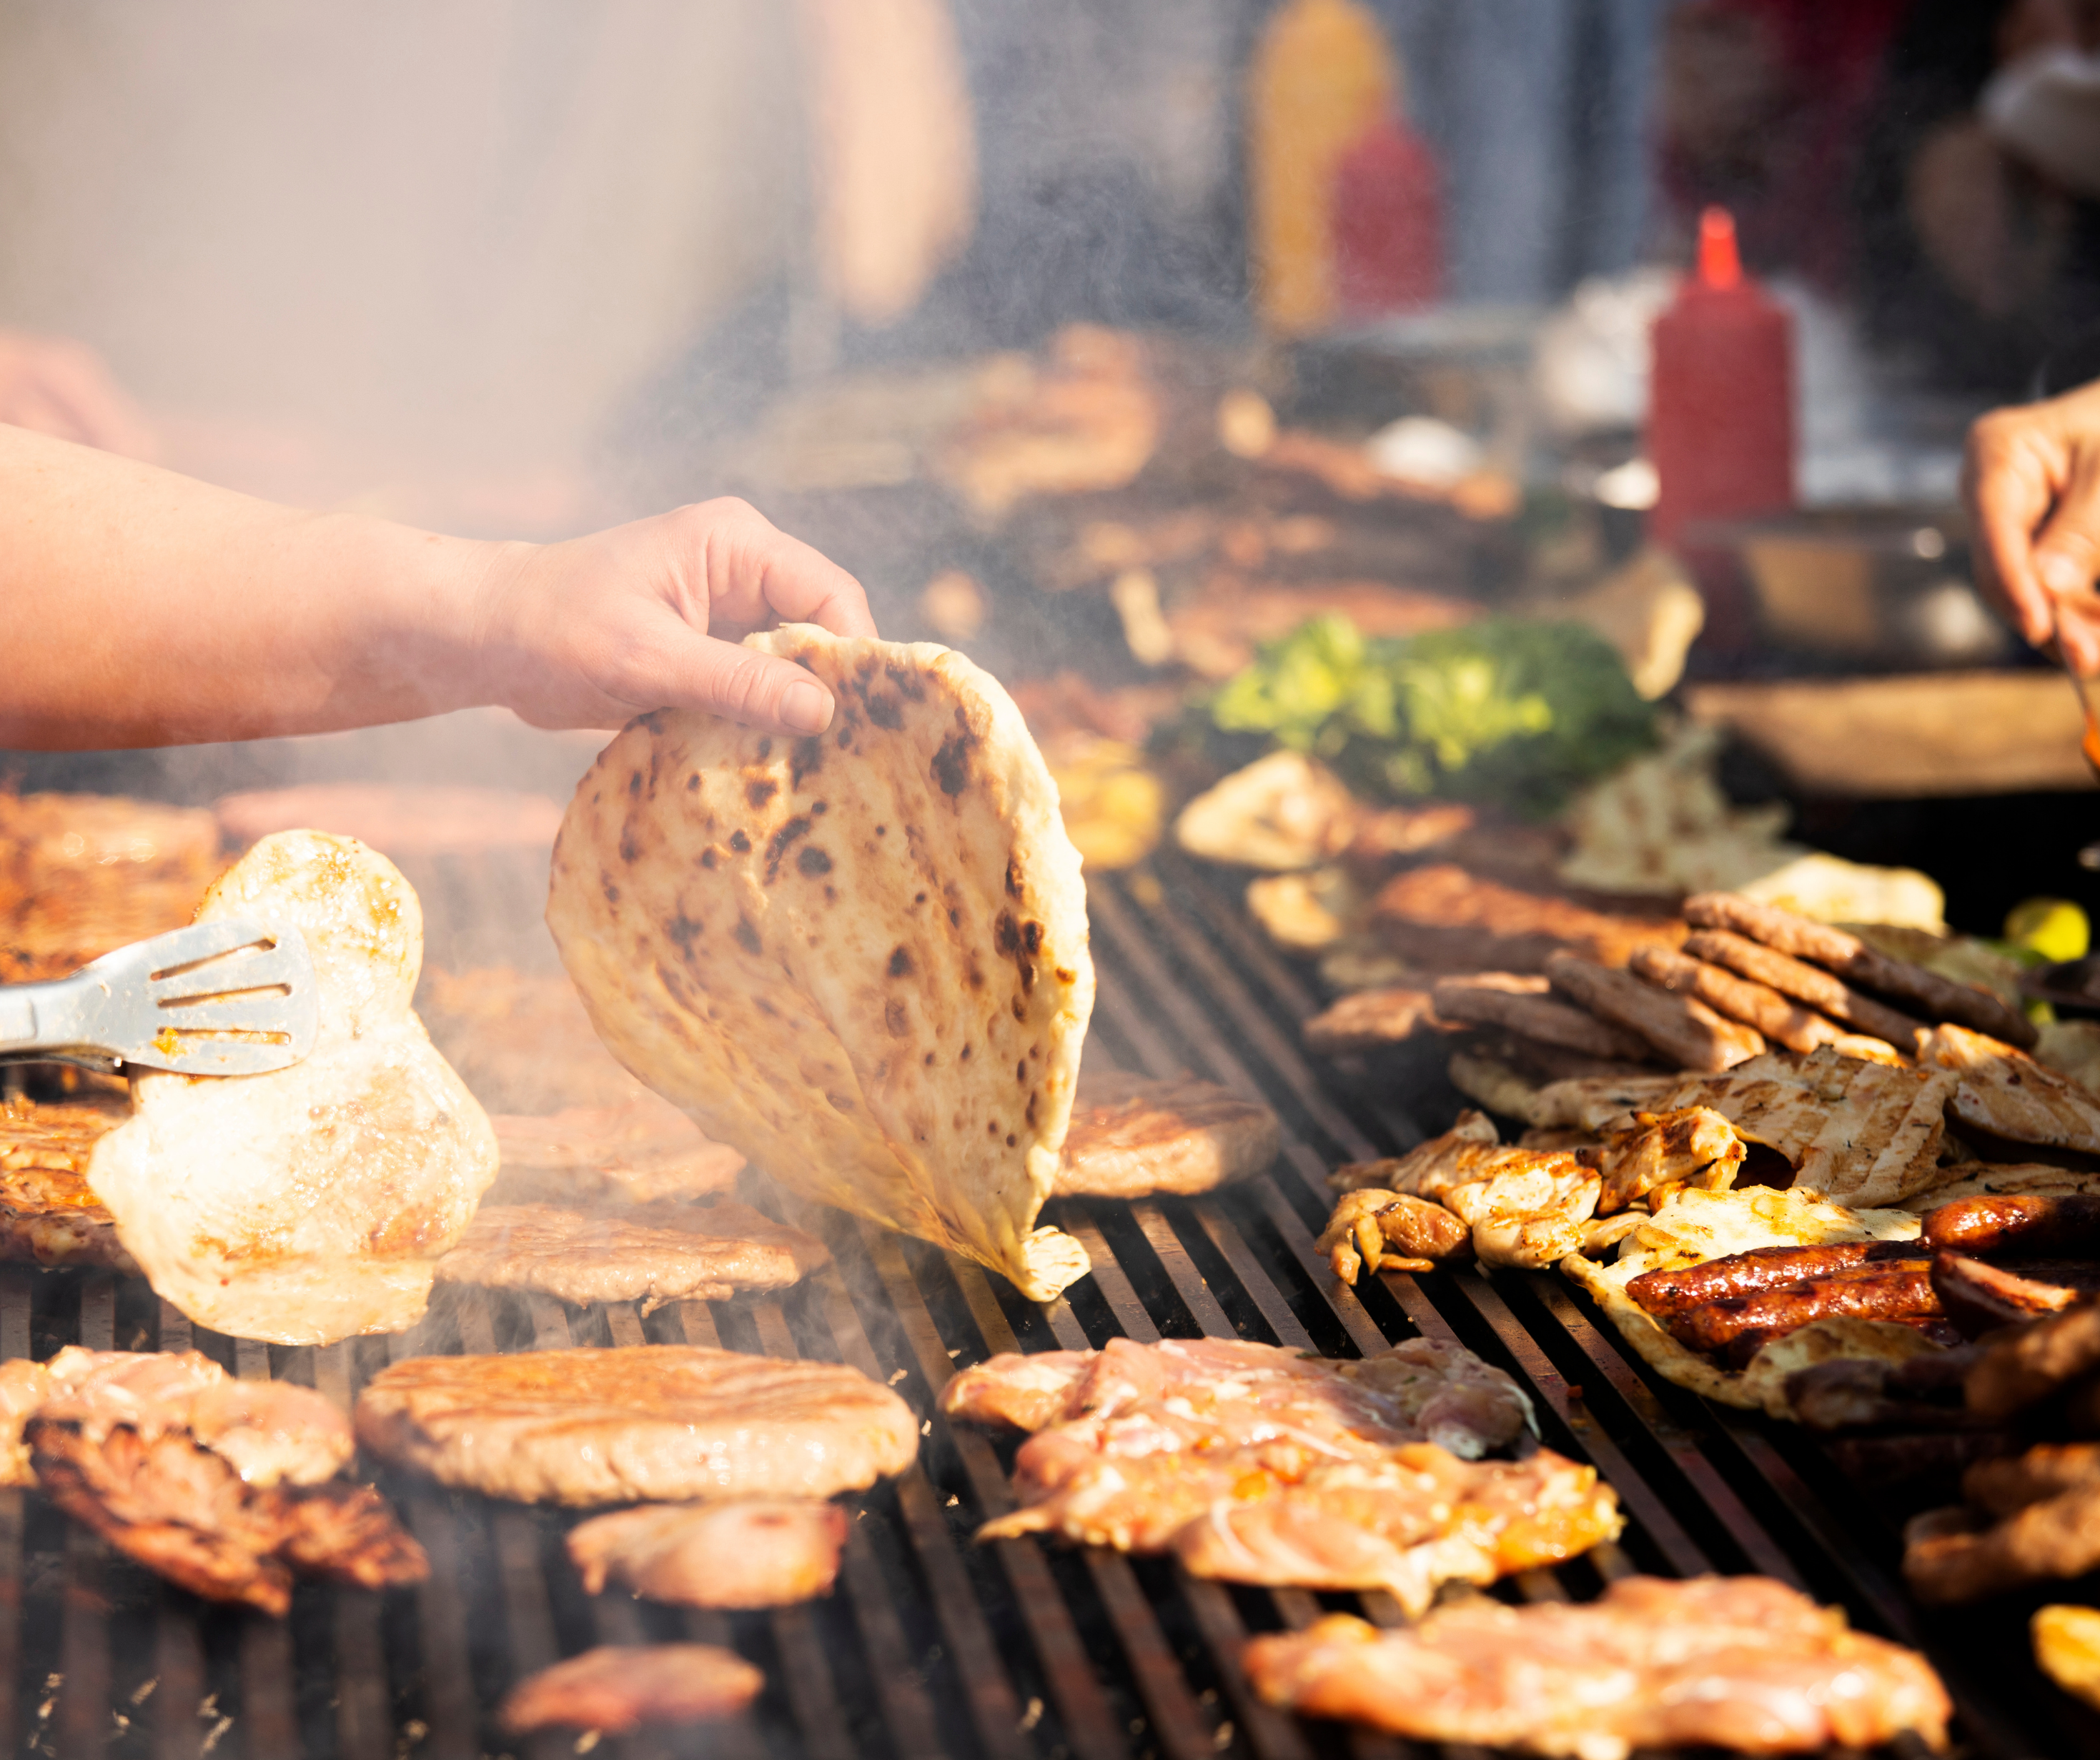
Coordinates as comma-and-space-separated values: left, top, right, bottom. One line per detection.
1922, 1194, 2100, 1259
1627, 1240, 1925, 1318
1663, 1262, 1941, 1356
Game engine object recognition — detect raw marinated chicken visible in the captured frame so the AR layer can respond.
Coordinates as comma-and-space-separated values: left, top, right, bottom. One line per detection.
1242, 1574, 1951, 1758
19, 1348, 425, 1615
498, 1644, 763, 1736
941, 1336, 1595, 1611
87, 832, 499, 1344
568, 1499, 847, 1607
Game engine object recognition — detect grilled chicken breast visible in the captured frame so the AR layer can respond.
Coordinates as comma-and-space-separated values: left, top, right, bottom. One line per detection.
1054, 1070, 1280, 1198
568, 1500, 848, 1608
1243, 1575, 1950, 1758
87, 832, 499, 1345
355, 1346, 918, 1506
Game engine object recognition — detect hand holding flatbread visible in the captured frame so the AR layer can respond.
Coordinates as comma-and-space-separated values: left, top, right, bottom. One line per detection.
548, 625, 1094, 1299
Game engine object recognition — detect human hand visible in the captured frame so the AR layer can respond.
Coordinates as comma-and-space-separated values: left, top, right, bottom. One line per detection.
468, 497, 876, 736
1965, 378, 2100, 673
0, 330, 157, 460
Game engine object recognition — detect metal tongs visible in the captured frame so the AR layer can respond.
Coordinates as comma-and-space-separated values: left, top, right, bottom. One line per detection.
0, 919, 319, 1077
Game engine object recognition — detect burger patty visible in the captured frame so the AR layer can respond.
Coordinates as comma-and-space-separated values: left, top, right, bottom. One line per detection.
354, 1346, 918, 1506
1055, 1070, 1280, 1198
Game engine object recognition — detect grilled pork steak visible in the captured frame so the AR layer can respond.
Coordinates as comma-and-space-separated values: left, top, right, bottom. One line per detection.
1243, 1574, 1950, 1758
498, 1644, 763, 1735
19, 1348, 422, 1616
355, 1346, 918, 1506
567, 1499, 848, 1608
941, 1336, 1590, 1611
1054, 1070, 1279, 1198
435, 1200, 828, 1308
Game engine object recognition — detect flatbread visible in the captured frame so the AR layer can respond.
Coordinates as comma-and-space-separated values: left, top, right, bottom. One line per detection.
1561, 1186, 1923, 1413
548, 625, 1095, 1301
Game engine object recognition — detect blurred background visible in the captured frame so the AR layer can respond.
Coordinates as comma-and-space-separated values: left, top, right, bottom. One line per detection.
4, 0, 2100, 970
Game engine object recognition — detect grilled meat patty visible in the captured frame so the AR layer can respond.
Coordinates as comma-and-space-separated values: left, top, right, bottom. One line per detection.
567, 1499, 848, 1608
487, 1095, 745, 1207
355, 1346, 918, 1506
1243, 1574, 1950, 1758
0, 1098, 137, 1273
1054, 1070, 1279, 1198
498, 1644, 763, 1735
434, 1199, 828, 1308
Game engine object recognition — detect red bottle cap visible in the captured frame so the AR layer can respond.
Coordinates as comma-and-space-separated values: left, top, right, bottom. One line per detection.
1696, 207, 1742, 291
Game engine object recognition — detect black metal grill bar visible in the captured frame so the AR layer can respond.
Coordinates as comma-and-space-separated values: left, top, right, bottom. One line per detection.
0, 851, 2071, 1756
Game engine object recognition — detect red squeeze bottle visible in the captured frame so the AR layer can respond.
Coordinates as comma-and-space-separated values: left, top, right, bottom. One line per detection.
1647, 208, 1794, 555
1331, 115, 1443, 315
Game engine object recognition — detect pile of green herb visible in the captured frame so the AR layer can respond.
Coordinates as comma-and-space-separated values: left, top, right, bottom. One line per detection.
1205, 614, 1658, 817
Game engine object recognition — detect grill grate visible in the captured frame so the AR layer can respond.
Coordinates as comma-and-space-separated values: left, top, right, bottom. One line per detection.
2, 857, 2089, 1759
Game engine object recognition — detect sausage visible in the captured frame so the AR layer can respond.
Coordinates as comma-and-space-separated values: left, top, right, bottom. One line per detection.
1626, 1240, 1924, 1318
1923, 1193, 2100, 1259
1683, 892, 2036, 1048
1931, 1251, 2092, 1338
1680, 930, 1928, 1050
1664, 1263, 1942, 1356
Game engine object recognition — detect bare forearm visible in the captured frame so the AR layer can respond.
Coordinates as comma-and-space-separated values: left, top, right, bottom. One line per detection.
0, 425, 502, 748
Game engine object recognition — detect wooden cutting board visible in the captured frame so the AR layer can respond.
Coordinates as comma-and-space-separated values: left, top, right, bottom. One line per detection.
1685, 670, 2094, 797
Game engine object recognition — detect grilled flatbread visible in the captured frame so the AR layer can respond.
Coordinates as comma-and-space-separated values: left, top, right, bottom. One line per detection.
548, 626, 1094, 1301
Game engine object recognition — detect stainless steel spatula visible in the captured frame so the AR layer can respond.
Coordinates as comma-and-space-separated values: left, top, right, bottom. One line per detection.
0, 919, 319, 1076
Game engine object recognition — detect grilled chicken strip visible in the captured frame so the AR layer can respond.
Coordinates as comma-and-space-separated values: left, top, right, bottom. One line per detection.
1545, 952, 1765, 1072
1430, 975, 1653, 1063
21, 1348, 424, 1616
1680, 930, 1926, 1051
1630, 944, 1888, 1058
1054, 1070, 1279, 1198
1921, 1023, 2100, 1158
1318, 1188, 1470, 1280
434, 1200, 828, 1308
567, 1501, 847, 1608
1242, 1574, 1951, 1759
356, 1346, 918, 1506
498, 1644, 763, 1736
1685, 891, 2035, 1046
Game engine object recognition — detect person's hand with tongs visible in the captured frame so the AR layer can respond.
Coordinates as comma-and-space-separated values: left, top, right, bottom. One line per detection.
0, 424, 875, 751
